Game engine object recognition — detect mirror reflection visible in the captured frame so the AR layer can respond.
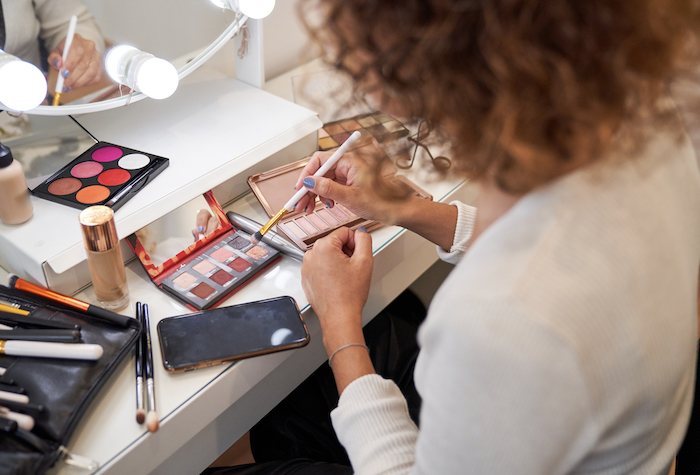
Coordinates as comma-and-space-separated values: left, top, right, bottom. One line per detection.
1, 0, 236, 108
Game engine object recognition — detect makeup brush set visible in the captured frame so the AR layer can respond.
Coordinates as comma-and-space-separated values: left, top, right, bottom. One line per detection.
0, 281, 140, 474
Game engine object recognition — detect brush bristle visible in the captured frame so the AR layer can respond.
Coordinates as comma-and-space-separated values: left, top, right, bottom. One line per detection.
7, 274, 17, 288
136, 409, 146, 424
251, 232, 262, 244
146, 411, 159, 433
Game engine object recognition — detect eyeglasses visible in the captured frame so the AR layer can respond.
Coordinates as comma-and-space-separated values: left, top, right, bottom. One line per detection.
397, 120, 451, 170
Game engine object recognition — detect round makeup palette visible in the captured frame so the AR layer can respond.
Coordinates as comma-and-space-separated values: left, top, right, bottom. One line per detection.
31, 142, 169, 211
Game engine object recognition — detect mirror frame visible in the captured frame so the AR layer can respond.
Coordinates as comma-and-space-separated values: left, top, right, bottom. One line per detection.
24, 15, 248, 116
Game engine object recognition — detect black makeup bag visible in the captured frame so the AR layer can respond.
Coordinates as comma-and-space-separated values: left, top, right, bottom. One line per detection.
0, 285, 140, 475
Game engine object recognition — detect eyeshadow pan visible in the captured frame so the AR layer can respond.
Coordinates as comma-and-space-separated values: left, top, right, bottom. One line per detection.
317, 208, 339, 225
229, 257, 252, 272
373, 113, 393, 123
229, 236, 251, 250
47, 177, 82, 195
92, 146, 123, 162
319, 137, 339, 149
328, 206, 349, 221
307, 213, 330, 230
210, 269, 234, 286
339, 120, 362, 131
296, 217, 319, 235
118, 153, 150, 170
191, 282, 215, 299
318, 128, 329, 138
210, 247, 234, 263
333, 132, 351, 144
357, 116, 378, 127
367, 124, 387, 137
338, 205, 358, 219
285, 221, 307, 238
173, 272, 198, 289
383, 120, 404, 132
98, 168, 131, 186
324, 124, 344, 135
246, 246, 269, 259
192, 260, 216, 275
75, 185, 110, 204
71, 161, 103, 178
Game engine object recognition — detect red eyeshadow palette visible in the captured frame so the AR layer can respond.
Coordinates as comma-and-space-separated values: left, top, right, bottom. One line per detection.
31, 142, 169, 211
318, 111, 410, 151
126, 191, 280, 311
248, 137, 432, 251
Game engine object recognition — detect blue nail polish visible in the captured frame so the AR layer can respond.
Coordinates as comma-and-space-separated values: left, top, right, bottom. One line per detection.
302, 177, 315, 189
53, 59, 60, 68
62, 69, 70, 78
325, 201, 332, 208
197, 225, 204, 233
358, 227, 367, 233
65, 87, 71, 92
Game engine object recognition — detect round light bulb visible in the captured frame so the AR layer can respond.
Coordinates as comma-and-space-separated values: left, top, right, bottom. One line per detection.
238, 0, 275, 18
135, 58, 178, 100
210, 0, 228, 7
105, 45, 138, 83
0, 60, 48, 111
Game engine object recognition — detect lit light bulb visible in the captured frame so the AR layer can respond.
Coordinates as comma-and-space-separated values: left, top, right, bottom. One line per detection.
105, 45, 179, 100
0, 50, 48, 111
211, 0, 275, 19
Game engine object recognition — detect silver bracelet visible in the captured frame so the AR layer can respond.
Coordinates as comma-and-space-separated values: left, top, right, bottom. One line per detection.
328, 343, 370, 367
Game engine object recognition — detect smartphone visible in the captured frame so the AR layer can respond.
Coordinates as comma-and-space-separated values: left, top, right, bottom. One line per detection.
157, 296, 310, 372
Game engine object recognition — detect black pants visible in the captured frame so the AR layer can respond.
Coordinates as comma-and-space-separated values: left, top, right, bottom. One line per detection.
202, 290, 426, 475
675, 342, 700, 475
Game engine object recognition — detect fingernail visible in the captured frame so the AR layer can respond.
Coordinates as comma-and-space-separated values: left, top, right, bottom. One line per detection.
62, 70, 70, 78
197, 225, 205, 233
65, 87, 71, 92
325, 201, 332, 208
302, 177, 315, 189
53, 59, 60, 68
358, 227, 367, 233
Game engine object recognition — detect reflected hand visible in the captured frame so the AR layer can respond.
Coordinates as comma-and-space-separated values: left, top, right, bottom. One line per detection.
48, 34, 103, 91
192, 209, 220, 241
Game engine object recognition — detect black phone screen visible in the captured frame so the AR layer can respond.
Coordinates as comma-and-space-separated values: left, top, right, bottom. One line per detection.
157, 296, 309, 371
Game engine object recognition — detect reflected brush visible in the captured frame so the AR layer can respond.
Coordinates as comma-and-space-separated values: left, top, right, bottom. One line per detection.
52, 15, 77, 106
251, 131, 361, 244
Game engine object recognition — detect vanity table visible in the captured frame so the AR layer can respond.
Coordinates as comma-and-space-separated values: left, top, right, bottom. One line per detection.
0, 25, 475, 475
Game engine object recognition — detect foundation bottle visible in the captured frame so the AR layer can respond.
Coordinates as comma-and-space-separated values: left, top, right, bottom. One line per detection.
0, 142, 33, 225
79, 206, 130, 311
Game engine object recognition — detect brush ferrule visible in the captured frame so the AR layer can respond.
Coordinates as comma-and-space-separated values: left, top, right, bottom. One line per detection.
259, 208, 289, 238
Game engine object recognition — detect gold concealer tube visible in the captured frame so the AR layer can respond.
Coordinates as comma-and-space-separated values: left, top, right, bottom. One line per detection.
79, 206, 130, 311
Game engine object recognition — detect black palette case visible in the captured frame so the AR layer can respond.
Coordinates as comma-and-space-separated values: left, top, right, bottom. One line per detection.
0, 286, 141, 475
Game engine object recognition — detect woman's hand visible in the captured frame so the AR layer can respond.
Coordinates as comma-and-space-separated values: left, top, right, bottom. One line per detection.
293, 149, 402, 224
192, 209, 220, 241
301, 227, 373, 350
48, 34, 103, 91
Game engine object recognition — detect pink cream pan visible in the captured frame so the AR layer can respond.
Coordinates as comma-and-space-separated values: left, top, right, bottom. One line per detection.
31, 142, 169, 211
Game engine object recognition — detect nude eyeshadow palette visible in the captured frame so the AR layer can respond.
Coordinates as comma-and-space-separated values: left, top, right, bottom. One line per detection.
318, 111, 410, 151
126, 191, 280, 311
248, 137, 432, 251
31, 142, 169, 211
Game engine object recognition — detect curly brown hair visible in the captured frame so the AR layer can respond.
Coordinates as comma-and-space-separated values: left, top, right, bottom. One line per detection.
299, 0, 700, 193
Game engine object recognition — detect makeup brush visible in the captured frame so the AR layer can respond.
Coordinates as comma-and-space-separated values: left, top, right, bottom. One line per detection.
135, 302, 145, 424
7, 275, 131, 327
251, 130, 362, 244
52, 15, 77, 106
142, 304, 159, 433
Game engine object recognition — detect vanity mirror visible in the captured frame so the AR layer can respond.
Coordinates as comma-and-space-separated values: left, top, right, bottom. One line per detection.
2, 0, 270, 115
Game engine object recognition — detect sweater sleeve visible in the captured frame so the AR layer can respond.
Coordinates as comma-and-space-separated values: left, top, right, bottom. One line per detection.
331, 298, 597, 475
436, 201, 476, 264
33, 0, 105, 54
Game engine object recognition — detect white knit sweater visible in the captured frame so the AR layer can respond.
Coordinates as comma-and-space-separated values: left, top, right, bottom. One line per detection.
331, 131, 700, 474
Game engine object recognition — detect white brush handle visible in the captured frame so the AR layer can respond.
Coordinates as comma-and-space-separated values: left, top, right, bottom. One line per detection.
0, 390, 29, 404
0, 408, 34, 431
4, 340, 103, 360
55, 15, 78, 94
283, 131, 362, 211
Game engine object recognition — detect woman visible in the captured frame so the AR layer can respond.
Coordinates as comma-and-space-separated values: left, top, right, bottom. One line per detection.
214, 1, 700, 473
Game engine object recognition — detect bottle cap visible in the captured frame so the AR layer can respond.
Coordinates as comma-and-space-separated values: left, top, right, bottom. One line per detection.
79, 206, 119, 252
0, 143, 14, 168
